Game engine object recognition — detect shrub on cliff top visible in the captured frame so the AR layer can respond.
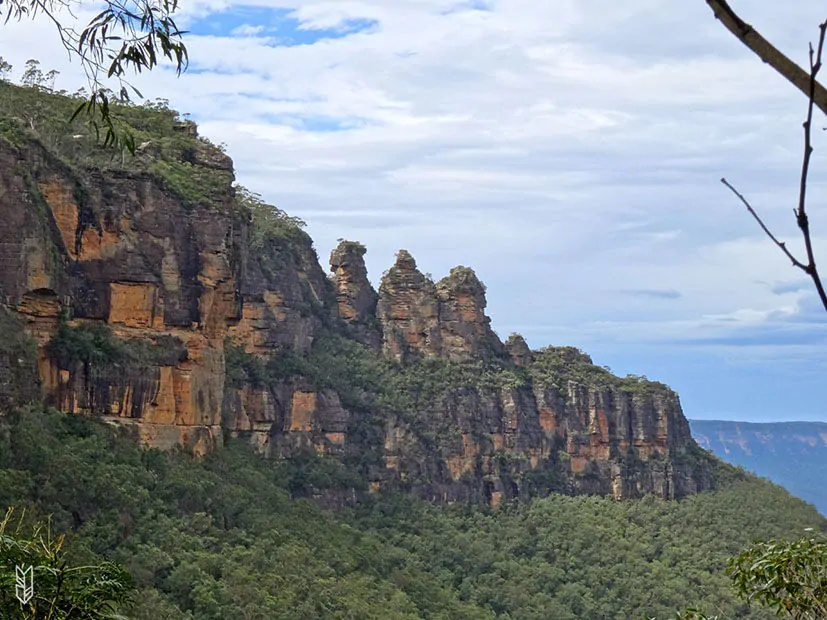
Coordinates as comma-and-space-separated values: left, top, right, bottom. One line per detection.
233, 185, 306, 247
529, 345, 674, 398
0, 77, 233, 210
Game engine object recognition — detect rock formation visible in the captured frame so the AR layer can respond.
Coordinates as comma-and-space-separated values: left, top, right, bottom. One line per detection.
376, 253, 505, 363
505, 333, 533, 366
435, 266, 504, 361
0, 94, 718, 505
376, 250, 443, 362
329, 240, 380, 348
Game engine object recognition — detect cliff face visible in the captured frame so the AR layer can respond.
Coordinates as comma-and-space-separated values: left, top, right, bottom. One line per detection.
0, 86, 717, 504
1, 139, 234, 454
378, 348, 709, 504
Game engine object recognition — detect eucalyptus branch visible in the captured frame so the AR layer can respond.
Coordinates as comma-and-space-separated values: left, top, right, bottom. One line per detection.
706, 0, 827, 116
1, 0, 188, 153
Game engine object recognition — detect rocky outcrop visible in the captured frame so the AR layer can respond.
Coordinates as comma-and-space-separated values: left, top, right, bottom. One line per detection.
223, 384, 350, 458
227, 226, 334, 355
0, 132, 332, 455
505, 334, 533, 366
329, 241, 380, 348
377, 251, 505, 363
0, 94, 718, 506
377, 369, 709, 504
376, 250, 442, 362
436, 266, 504, 361
0, 139, 238, 454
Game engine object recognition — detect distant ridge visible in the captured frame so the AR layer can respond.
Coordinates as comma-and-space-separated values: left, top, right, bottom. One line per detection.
690, 419, 827, 515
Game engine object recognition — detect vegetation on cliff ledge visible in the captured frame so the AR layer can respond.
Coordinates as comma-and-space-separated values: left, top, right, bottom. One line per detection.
0, 64, 232, 210
529, 345, 674, 396
47, 321, 187, 373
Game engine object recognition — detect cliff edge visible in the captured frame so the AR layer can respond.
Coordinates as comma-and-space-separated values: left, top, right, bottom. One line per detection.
0, 81, 718, 505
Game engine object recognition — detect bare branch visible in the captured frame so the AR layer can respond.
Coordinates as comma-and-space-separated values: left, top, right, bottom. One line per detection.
720, 178, 809, 272
705, 0, 827, 116
794, 20, 827, 311
716, 9, 827, 314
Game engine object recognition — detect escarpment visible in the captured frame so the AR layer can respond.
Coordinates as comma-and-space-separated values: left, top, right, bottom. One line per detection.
0, 83, 718, 504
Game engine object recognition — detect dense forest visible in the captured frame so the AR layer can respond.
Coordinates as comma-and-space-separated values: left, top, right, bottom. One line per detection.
0, 406, 824, 619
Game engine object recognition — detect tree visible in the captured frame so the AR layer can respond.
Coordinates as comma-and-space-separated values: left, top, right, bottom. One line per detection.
0, 508, 133, 618
0, 57, 13, 81
1, 0, 189, 152
727, 531, 827, 619
20, 59, 43, 89
705, 1, 827, 312
234, 184, 307, 248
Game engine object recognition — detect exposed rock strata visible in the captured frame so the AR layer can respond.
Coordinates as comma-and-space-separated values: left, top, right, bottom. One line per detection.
0, 122, 716, 505
376, 250, 442, 362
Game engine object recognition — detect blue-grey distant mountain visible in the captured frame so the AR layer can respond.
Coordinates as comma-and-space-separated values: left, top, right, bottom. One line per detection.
690, 419, 827, 515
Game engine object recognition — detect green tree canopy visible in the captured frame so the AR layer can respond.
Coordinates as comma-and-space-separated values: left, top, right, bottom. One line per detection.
1, 0, 188, 152
728, 532, 827, 619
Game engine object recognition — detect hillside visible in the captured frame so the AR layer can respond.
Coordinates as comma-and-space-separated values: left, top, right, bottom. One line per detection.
690, 419, 827, 515
1, 407, 825, 619
0, 78, 717, 505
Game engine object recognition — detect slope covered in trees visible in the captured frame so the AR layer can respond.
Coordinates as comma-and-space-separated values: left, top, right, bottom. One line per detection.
1, 407, 824, 619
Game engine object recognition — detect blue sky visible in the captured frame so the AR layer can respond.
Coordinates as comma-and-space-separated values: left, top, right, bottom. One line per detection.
2, 0, 826, 422
183, 5, 378, 47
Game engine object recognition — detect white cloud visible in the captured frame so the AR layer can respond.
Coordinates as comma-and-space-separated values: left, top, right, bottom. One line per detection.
3, 0, 827, 419
230, 24, 266, 36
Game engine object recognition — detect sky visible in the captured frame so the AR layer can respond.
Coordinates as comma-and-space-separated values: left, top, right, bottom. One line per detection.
1, 1, 826, 422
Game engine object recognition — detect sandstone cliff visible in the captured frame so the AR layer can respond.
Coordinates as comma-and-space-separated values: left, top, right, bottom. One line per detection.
0, 82, 718, 504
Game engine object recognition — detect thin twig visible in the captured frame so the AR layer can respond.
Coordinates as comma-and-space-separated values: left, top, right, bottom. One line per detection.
720, 19, 827, 314
720, 178, 809, 272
